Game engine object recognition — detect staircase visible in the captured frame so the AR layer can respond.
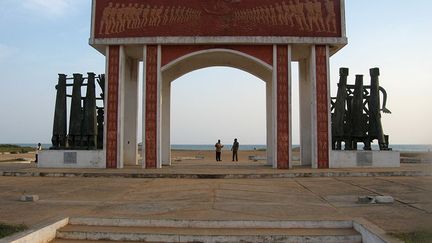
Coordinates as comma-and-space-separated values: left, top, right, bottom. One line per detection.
51, 218, 362, 243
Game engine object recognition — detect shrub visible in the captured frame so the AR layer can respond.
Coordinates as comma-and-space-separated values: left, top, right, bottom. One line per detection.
0, 223, 27, 239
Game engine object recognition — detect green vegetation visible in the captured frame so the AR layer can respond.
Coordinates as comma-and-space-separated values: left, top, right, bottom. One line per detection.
391, 230, 432, 243
0, 223, 27, 239
0, 144, 34, 154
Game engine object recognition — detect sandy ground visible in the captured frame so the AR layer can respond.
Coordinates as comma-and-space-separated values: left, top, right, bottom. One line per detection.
0, 149, 298, 164
1, 149, 430, 164
0, 175, 430, 235
0, 150, 431, 236
170, 149, 294, 162
0, 152, 35, 162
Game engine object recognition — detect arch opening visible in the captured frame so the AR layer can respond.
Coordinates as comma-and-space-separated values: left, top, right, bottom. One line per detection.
160, 49, 275, 167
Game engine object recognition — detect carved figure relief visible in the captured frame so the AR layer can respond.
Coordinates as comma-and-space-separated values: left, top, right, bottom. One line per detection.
99, 2, 202, 35
95, 0, 341, 37
234, 0, 337, 33
202, 0, 233, 15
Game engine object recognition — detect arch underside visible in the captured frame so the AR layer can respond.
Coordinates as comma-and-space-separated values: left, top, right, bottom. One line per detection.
160, 48, 275, 167
162, 49, 273, 83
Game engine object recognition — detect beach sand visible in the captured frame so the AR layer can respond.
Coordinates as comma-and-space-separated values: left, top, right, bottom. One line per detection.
0, 152, 35, 162
0, 149, 430, 164
170, 149, 300, 164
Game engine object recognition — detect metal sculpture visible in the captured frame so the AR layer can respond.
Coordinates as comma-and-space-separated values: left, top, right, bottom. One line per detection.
50, 73, 105, 150
51, 74, 67, 149
81, 73, 97, 149
331, 67, 391, 151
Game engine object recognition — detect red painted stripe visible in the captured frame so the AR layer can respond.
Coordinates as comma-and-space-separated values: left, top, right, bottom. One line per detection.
277, 45, 289, 169
106, 45, 120, 168
145, 45, 158, 168
315, 45, 329, 168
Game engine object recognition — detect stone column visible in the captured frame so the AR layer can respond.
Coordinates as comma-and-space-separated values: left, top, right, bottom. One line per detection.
142, 45, 160, 168
106, 45, 120, 169
161, 79, 171, 166
266, 79, 273, 166
276, 45, 292, 169
120, 52, 139, 167
314, 45, 330, 168
299, 58, 313, 166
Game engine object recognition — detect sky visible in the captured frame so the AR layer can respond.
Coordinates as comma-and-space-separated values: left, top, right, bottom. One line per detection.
0, 0, 431, 145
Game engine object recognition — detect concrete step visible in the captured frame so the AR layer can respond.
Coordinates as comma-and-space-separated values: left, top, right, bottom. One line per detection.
56, 224, 362, 243
52, 240, 141, 243
52, 240, 139, 243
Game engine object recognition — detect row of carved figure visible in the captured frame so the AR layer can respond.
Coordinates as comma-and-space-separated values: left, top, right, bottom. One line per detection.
331, 68, 392, 151
51, 73, 105, 150
234, 0, 337, 33
99, 3, 202, 35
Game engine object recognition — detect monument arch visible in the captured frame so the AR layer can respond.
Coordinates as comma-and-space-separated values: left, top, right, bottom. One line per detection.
85, 0, 347, 169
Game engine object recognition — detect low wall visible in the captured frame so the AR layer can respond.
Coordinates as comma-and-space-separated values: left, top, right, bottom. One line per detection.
1, 217, 69, 243
330, 151, 400, 168
38, 150, 106, 169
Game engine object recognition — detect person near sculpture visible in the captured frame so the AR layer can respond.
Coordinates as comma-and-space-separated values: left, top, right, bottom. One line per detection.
231, 138, 239, 161
215, 139, 224, 161
35, 143, 42, 163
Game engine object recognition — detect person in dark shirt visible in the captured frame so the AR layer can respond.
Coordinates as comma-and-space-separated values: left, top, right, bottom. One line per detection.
35, 143, 42, 163
231, 138, 239, 161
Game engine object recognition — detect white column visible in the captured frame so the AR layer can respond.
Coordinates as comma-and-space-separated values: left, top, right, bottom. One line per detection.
161, 79, 171, 165
121, 56, 139, 166
271, 45, 278, 168
287, 45, 293, 169
103, 46, 109, 164
299, 48, 315, 167
310, 46, 318, 169
156, 45, 162, 168
326, 46, 333, 168
266, 80, 273, 166
141, 45, 147, 168
118, 46, 125, 168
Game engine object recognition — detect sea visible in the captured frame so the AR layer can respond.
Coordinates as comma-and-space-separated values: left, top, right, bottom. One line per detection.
12, 143, 432, 152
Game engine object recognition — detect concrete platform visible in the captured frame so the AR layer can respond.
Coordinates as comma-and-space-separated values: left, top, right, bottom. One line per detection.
0, 175, 431, 235
56, 224, 362, 242
7, 217, 403, 243
0, 161, 430, 242
0, 161, 430, 179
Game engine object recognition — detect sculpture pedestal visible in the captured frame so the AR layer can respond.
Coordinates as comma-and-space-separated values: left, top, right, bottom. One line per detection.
38, 150, 106, 168
330, 151, 400, 168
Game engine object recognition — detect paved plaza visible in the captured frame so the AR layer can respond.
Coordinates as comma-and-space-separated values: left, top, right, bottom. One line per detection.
0, 162, 431, 235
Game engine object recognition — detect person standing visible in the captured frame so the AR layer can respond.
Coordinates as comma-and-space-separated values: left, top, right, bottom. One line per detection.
215, 139, 224, 161
231, 138, 239, 161
35, 143, 42, 163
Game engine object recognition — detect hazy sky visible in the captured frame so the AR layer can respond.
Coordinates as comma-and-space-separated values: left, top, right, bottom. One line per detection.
0, 0, 431, 145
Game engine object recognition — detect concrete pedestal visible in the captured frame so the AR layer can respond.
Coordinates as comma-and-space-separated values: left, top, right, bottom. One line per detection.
330, 151, 400, 168
38, 150, 106, 168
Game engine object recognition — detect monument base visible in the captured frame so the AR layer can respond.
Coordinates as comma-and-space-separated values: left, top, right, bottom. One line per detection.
330, 151, 400, 168
38, 150, 106, 169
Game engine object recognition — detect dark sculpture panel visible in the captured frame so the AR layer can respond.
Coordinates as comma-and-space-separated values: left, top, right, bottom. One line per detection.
51, 73, 105, 150
331, 67, 391, 151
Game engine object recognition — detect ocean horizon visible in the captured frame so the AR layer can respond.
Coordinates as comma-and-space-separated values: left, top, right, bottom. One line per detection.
7, 143, 432, 152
